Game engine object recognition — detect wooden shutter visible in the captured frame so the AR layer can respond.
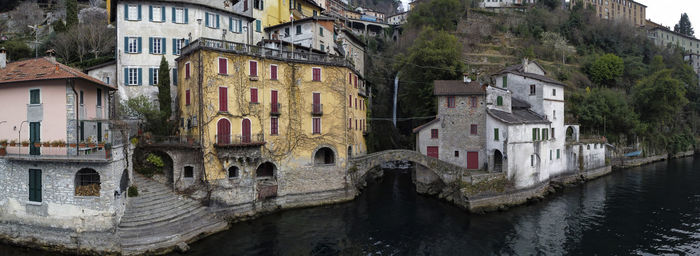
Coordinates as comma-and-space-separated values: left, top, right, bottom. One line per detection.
219, 87, 228, 111
28, 169, 41, 202
271, 117, 278, 135
250, 88, 258, 103
219, 58, 227, 74
242, 119, 251, 143
271, 90, 278, 113
185, 90, 190, 105
250, 61, 257, 76
185, 63, 190, 78
271, 65, 277, 80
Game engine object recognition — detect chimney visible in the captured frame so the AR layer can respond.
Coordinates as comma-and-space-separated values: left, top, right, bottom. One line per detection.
522, 58, 529, 73
0, 47, 6, 69
463, 73, 471, 83
45, 49, 56, 62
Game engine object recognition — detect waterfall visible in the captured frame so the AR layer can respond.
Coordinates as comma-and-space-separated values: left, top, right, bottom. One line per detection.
393, 72, 399, 127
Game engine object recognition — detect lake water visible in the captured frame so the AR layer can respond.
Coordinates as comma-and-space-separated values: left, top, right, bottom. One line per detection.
2, 156, 699, 255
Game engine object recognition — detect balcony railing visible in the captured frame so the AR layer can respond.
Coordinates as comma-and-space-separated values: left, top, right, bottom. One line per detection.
215, 133, 265, 146
182, 38, 351, 67
140, 135, 201, 147
312, 104, 323, 115
271, 103, 281, 115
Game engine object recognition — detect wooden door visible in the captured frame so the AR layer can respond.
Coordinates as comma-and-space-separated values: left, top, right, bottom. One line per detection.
427, 146, 438, 159
467, 151, 478, 169
29, 122, 40, 155
242, 119, 251, 143
217, 119, 230, 144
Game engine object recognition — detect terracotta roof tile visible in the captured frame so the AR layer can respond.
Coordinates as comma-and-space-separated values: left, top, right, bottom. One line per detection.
0, 57, 114, 89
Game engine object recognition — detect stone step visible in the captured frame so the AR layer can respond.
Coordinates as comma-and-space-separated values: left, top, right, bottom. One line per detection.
119, 212, 221, 239
122, 200, 201, 220
128, 193, 181, 208
120, 218, 228, 255
119, 206, 206, 228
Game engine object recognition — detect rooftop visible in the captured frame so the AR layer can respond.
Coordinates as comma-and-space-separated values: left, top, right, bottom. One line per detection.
498, 64, 568, 87
434, 80, 485, 96
487, 108, 550, 125
412, 118, 440, 133
0, 57, 114, 89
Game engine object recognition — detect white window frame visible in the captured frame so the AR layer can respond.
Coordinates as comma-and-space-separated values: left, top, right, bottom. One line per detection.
312, 117, 322, 134
174, 39, 184, 55
152, 6, 163, 22
127, 5, 139, 21
174, 8, 185, 23
312, 67, 322, 81
127, 37, 138, 53
152, 37, 163, 54
152, 68, 159, 85
128, 68, 139, 85
270, 64, 278, 80
218, 57, 228, 75
206, 13, 217, 28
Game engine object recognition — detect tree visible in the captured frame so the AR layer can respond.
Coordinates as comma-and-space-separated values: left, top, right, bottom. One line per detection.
540, 31, 575, 64
539, 0, 561, 10
567, 88, 641, 141
8, 2, 45, 35
587, 53, 624, 86
66, 0, 78, 28
399, 27, 464, 119
633, 69, 688, 124
674, 13, 694, 37
0, 40, 32, 61
407, 0, 464, 31
157, 56, 172, 119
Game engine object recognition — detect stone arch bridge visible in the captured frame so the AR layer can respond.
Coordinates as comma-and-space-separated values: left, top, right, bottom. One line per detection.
348, 150, 488, 193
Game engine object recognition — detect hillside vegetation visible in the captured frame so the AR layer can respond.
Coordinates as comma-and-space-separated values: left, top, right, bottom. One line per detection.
366, 0, 699, 155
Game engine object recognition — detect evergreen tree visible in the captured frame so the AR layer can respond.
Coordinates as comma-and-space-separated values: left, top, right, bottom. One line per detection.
157, 56, 172, 121
674, 13, 694, 37
65, 0, 78, 28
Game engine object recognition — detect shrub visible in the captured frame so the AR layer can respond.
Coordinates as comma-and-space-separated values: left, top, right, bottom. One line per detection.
127, 186, 138, 197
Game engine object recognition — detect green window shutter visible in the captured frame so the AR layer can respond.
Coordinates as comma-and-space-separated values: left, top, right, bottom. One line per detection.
550, 150, 552, 160
124, 68, 129, 85
502, 76, 507, 88
532, 128, 537, 141
185, 39, 189, 46
172, 7, 176, 23
162, 38, 166, 54
124, 37, 129, 52
137, 68, 143, 85
97, 122, 102, 142
320, 27, 323, 36
494, 128, 499, 141
216, 14, 220, 28
148, 37, 153, 54
124, 4, 129, 20
149, 5, 153, 21
184, 8, 189, 23
238, 20, 242, 33
137, 4, 142, 20
137, 37, 142, 53
172, 38, 177, 54
161, 6, 165, 21
148, 68, 154, 85
29, 169, 41, 202
497, 96, 503, 106
256, 20, 261, 32
205, 12, 209, 27
229, 17, 233, 31
557, 149, 560, 159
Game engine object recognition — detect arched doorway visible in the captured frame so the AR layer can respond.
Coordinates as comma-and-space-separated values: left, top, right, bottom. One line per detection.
75, 168, 100, 196
494, 150, 503, 172
314, 147, 335, 165
242, 119, 251, 143
133, 149, 175, 186
217, 118, 231, 144
566, 126, 575, 142
256, 162, 276, 178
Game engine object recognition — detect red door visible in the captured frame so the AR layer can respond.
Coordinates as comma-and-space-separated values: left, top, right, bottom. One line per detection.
217, 119, 230, 144
242, 119, 251, 143
467, 152, 478, 169
427, 146, 439, 159
271, 90, 278, 113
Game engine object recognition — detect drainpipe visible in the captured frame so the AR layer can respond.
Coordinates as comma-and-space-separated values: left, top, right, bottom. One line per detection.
69, 78, 79, 156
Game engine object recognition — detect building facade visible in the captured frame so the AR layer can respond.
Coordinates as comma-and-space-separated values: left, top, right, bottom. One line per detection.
647, 27, 700, 55
113, 0, 256, 106
480, 0, 538, 9
175, 38, 367, 207
571, 0, 646, 26
387, 12, 407, 25
265, 16, 337, 54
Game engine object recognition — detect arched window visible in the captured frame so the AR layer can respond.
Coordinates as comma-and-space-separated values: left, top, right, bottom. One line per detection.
75, 168, 100, 196
496, 96, 503, 106
228, 166, 239, 178
314, 147, 335, 165
217, 119, 231, 144
256, 162, 276, 178
184, 166, 194, 178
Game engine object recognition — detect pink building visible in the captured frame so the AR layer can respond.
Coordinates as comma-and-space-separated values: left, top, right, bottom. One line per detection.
0, 51, 116, 156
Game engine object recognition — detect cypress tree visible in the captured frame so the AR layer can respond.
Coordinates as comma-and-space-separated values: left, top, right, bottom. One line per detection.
674, 13, 694, 37
157, 56, 172, 122
65, 0, 78, 28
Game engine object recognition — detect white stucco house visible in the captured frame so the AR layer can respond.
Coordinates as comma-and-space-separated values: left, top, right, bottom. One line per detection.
415, 59, 607, 189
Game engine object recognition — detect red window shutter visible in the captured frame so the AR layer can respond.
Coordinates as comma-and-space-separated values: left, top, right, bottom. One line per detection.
271, 117, 278, 135
271, 65, 277, 80
431, 129, 438, 139
250, 61, 257, 76
271, 90, 278, 113
312, 68, 321, 81
354, 75, 357, 88
349, 73, 352, 84
471, 97, 477, 108
348, 95, 352, 107
250, 88, 258, 103
313, 118, 320, 134
355, 119, 357, 130
218, 58, 227, 74
313, 92, 320, 105
355, 98, 357, 109
349, 118, 352, 129
185, 63, 190, 79
219, 87, 228, 111
185, 90, 190, 105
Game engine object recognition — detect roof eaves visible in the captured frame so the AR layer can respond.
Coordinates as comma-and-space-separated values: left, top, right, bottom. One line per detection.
412, 118, 439, 133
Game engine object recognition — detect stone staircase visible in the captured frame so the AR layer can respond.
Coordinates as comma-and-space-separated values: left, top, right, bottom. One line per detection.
118, 173, 228, 255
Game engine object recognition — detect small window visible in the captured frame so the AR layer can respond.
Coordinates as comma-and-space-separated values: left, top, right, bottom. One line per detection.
470, 124, 477, 135
447, 96, 455, 108
494, 128, 499, 141
312, 117, 321, 134
218, 58, 227, 74
80, 90, 84, 105
249, 61, 258, 77
296, 25, 302, 35
551, 128, 555, 138
97, 89, 102, 107
184, 166, 194, 178
185, 62, 191, 79
431, 129, 438, 139
530, 84, 536, 95
319, 27, 324, 36
174, 8, 185, 23
127, 5, 139, 21
228, 166, 239, 178
75, 168, 100, 197
454, 151, 459, 157
557, 149, 560, 159
312, 68, 321, 81
531, 155, 535, 167
496, 96, 503, 106
250, 88, 258, 103
270, 65, 278, 80
502, 76, 507, 88
150, 5, 164, 22
271, 117, 279, 135
471, 96, 477, 108
28, 169, 42, 202
29, 89, 40, 104
550, 150, 553, 160
255, 20, 261, 32
185, 89, 191, 105
552, 89, 557, 96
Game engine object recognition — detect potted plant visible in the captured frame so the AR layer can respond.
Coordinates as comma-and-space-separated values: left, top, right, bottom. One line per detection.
58, 140, 66, 147
50, 140, 59, 147
69, 141, 77, 147
33, 141, 41, 148
9, 140, 16, 147
0, 139, 7, 147
104, 143, 112, 158
42, 141, 50, 147
86, 137, 95, 148
78, 141, 86, 148
21, 140, 29, 147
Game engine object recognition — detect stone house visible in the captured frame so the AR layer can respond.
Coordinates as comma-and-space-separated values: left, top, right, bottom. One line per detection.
175, 37, 366, 211
571, 0, 646, 27
264, 16, 337, 55
415, 59, 608, 189
414, 75, 487, 170
387, 12, 407, 25
0, 52, 132, 250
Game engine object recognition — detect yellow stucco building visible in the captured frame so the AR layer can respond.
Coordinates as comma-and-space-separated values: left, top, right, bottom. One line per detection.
176, 38, 367, 206
261, 0, 324, 28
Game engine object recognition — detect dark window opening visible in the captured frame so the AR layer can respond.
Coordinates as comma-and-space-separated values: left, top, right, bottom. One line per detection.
75, 168, 100, 196
314, 147, 335, 165
228, 166, 239, 178
256, 162, 275, 178
184, 166, 194, 178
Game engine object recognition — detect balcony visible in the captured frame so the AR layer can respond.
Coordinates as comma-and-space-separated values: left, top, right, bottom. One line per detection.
215, 133, 265, 147
312, 104, 323, 115
140, 135, 201, 148
181, 38, 351, 68
270, 103, 281, 116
